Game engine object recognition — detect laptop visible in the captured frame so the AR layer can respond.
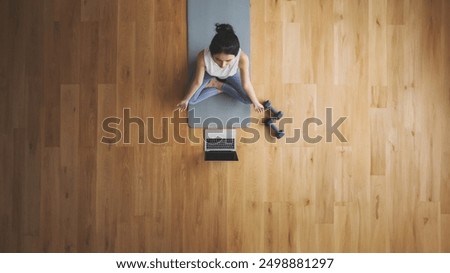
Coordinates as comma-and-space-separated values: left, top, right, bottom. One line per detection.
204, 129, 238, 161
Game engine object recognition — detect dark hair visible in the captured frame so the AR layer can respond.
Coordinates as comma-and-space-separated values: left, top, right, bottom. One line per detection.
209, 23, 240, 56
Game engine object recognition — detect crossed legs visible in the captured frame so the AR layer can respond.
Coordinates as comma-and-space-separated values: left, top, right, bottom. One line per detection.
188, 73, 252, 105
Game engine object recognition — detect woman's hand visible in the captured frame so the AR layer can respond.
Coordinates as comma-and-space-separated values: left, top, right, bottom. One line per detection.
253, 101, 265, 113
177, 99, 189, 111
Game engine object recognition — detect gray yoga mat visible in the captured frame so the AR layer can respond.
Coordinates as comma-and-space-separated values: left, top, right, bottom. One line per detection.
187, 0, 251, 128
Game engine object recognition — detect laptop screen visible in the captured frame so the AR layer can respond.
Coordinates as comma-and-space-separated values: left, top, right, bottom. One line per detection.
204, 129, 238, 161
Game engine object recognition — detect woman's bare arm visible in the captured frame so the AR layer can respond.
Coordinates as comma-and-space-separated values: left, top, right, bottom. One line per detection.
239, 52, 264, 112
177, 51, 206, 111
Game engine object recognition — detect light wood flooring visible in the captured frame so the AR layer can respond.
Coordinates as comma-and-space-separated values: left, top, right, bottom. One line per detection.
0, 0, 449, 252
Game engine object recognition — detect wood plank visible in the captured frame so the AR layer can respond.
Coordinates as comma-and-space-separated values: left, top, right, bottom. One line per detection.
265, 146, 284, 202
114, 146, 136, 251
226, 161, 245, 252
20, 0, 44, 251
390, 132, 420, 252
282, 84, 317, 147
26, 0, 44, 78
250, 0, 265, 85
282, 202, 302, 252
7, 1, 46, 247
153, 21, 187, 106
169, 145, 192, 252
206, 161, 228, 252
98, 0, 117, 83
12, 128, 26, 251
334, 202, 359, 252
155, 0, 185, 23
10, 0, 28, 130
77, 146, 97, 251
116, 21, 135, 112
333, 0, 369, 86
414, 0, 444, 204
282, 0, 300, 23
118, 0, 135, 22
316, 84, 352, 146
95, 140, 117, 252
441, 152, 450, 213
60, 84, 80, 252
335, 146, 353, 202
442, 214, 450, 252
242, 141, 267, 202
56, 0, 81, 84
0, 0, 12, 133
264, 0, 283, 22
282, 22, 305, 84
311, 0, 334, 84
134, 0, 155, 118
314, 143, 335, 224
349, 85, 371, 252
263, 202, 280, 252
284, 1, 313, 84
147, 146, 172, 252
369, 109, 387, 175
414, 201, 440, 252
369, 0, 388, 86
96, 84, 117, 251
22, 76, 43, 249
263, 22, 283, 100
81, 0, 99, 22
315, 224, 334, 252
179, 150, 204, 252
40, 148, 63, 252
441, 0, 450, 219
242, 201, 263, 252
370, 86, 388, 108
132, 145, 147, 218
387, 0, 404, 25
370, 175, 389, 252
43, 2, 61, 147
297, 203, 315, 252
80, 22, 99, 148
386, 25, 404, 110
0, 133, 14, 252
281, 146, 302, 202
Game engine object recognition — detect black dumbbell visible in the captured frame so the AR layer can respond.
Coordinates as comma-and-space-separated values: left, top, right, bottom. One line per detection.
263, 100, 283, 120
264, 118, 285, 139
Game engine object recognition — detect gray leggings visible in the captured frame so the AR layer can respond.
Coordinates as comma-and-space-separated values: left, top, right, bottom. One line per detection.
188, 72, 252, 105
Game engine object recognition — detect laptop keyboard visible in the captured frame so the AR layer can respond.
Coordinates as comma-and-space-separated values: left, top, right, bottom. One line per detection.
206, 138, 235, 150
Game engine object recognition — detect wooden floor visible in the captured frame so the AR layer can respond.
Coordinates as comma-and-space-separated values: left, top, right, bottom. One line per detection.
0, 0, 449, 252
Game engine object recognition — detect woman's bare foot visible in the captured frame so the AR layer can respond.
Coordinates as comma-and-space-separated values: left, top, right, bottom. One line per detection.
206, 78, 224, 92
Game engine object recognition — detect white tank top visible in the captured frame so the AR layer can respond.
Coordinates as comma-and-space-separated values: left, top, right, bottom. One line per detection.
204, 48, 241, 79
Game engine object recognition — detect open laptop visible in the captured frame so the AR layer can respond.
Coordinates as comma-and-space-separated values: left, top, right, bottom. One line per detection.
204, 129, 238, 161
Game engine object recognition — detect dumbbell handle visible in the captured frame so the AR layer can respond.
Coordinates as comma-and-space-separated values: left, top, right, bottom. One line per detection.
269, 122, 285, 139
269, 105, 280, 115
269, 122, 278, 131
263, 100, 275, 111
264, 100, 283, 119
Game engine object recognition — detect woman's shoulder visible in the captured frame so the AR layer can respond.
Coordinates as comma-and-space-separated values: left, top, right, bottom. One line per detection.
197, 49, 206, 58
196, 50, 206, 64
239, 50, 249, 67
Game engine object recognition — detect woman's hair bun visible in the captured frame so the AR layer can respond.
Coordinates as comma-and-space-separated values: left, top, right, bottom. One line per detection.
215, 23, 235, 35
209, 23, 240, 56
